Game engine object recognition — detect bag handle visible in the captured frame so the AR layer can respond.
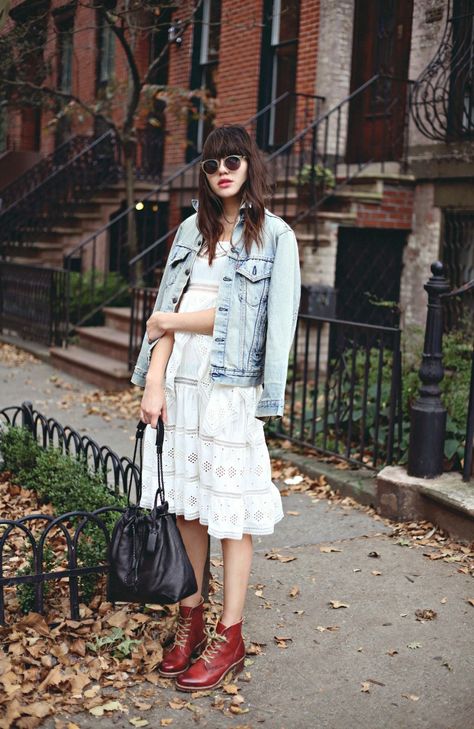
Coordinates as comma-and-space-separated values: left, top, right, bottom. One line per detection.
129, 418, 166, 510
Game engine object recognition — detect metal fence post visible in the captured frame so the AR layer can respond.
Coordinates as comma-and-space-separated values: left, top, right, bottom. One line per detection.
21, 401, 35, 435
407, 262, 450, 478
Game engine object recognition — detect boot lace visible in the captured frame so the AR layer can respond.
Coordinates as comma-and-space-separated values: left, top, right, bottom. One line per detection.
173, 616, 192, 648
200, 624, 228, 664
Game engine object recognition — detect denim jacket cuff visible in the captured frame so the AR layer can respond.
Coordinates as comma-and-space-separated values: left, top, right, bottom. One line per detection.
254, 397, 284, 419
131, 368, 146, 388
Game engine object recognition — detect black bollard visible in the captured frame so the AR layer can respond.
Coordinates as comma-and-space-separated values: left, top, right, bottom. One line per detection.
407, 262, 450, 478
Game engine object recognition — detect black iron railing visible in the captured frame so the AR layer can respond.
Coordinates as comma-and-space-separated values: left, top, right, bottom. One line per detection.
410, 0, 474, 141
0, 402, 135, 623
0, 262, 67, 346
0, 130, 121, 252
0, 134, 91, 212
128, 289, 403, 469
464, 349, 474, 481
265, 74, 413, 226
0, 402, 137, 496
267, 314, 403, 469
62, 91, 324, 336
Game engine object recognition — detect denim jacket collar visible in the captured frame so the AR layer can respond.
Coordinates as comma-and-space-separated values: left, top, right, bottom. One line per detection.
188, 199, 250, 258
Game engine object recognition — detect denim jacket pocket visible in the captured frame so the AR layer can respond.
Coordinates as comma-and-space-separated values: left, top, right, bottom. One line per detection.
236, 258, 273, 307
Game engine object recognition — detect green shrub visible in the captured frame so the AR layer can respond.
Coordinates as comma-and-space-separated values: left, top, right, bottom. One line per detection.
66, 269, 131, 325
0, 426, 126, 608
0, 426, 41, 481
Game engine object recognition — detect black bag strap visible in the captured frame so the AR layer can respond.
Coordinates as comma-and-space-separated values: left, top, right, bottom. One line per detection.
129, 419, 166, 510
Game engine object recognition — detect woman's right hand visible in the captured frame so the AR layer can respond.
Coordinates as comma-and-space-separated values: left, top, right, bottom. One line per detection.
140, 381, 168, 428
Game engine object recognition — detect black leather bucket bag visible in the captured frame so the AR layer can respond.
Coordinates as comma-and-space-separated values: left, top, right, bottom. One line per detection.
107, 419, 198, 604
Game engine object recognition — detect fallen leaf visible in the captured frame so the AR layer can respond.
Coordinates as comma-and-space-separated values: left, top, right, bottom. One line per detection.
387, 649, 398, 656
371, 570, 382, 576
320, 546, 342, 553
283, 475, 304, 485
407, 641, 422, 650
329, 600, 349, 609
401, 693, 420, 701
89, 700, 128, 716
129, 719, 149, 727
223, 684, 239, 695
286, 511, 300, 516
415, 609, 437, 621
289, 586, 300, 598
361, 682, 370, 692
160, 720, 173, 726
265, 552, 297, 563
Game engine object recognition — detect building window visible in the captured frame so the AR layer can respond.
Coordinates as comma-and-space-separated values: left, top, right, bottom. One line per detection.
97, 15, 115, 88
258, 0, 300, 149
188, 0, 221, 159
57, 18, 74, 94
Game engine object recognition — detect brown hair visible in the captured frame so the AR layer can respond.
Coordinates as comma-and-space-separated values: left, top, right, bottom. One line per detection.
197, 125, 270, 262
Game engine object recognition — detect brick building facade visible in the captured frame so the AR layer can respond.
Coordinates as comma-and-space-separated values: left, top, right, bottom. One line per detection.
1, 0, 473, 340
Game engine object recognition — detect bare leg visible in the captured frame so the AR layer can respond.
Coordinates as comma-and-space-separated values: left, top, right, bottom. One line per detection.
220, 534, 253, 626
176, 515, 209, 608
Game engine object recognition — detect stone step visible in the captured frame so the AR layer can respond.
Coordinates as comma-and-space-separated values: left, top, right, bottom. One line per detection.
103, 306, 132, 333
75, 325, 130, 363
49, 344, 131, 391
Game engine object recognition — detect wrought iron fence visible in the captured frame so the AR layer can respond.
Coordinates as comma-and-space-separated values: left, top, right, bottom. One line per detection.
0, 130, 121, 252
410, 0, 474, 142
442, 209, 474, 329
0, 262, 67, 346
128, 294, 403, 469
0, 402, 137, 624
463, 348, 474, 481
267, 314, 403, 469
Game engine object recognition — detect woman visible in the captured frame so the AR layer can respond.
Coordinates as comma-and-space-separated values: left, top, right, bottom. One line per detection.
131, 124, 301, 692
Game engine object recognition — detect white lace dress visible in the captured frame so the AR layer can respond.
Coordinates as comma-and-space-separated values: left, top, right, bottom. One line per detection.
140, 240, 284, 540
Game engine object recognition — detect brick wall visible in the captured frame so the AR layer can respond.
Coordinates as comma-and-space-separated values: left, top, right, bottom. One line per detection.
295, 0, 320, 131
216, 0, 264, 127
356, 186, 415, 230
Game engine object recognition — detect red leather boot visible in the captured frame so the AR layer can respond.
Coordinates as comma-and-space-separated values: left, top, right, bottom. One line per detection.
158, 598, 207, 677
176, 618, 245, 691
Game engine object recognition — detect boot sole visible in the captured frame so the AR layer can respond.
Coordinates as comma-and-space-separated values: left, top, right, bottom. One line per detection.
175, 655, 245, 692
157, 639, 208, 678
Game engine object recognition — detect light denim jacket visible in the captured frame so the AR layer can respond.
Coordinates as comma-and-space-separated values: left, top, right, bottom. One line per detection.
131, 207, 301, 420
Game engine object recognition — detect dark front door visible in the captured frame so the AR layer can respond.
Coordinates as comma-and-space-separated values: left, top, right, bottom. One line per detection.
335, 228, 406, 327
347, 0, 413, 163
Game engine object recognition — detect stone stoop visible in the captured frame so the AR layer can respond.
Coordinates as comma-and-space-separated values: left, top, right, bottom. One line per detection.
49, 307, 133, 391
4, 180, 166, 268
377, 465, 474, 544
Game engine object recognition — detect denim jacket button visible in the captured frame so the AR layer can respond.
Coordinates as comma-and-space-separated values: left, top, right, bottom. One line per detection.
172, 296, 178, 303
185, 268, 190, 275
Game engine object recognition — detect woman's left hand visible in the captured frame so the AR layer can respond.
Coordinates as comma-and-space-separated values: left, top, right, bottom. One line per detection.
147, 311, 174, 342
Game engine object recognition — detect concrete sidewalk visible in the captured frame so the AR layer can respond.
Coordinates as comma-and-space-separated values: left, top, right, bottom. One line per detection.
1, 347, 474, 729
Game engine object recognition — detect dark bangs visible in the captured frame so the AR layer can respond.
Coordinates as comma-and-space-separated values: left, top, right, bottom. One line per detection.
201, 125, 250, 160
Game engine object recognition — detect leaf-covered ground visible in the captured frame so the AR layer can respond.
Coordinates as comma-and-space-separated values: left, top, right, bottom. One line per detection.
0, 464, 472, 728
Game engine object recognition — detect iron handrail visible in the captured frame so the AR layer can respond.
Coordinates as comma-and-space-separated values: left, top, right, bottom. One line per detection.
0, 134, 89, 210
0, 129, 118, 219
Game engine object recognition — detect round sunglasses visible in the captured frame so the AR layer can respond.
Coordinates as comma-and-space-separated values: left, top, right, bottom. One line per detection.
200, 155, 246, 175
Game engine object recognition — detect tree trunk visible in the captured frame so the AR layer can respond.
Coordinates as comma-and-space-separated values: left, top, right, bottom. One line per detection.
123, 138, 143, 285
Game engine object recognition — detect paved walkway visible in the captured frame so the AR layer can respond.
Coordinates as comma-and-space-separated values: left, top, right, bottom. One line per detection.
1, 347, 473, 729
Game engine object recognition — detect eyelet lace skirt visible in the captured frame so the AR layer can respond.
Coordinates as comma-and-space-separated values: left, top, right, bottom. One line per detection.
140, 243, 284, 540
